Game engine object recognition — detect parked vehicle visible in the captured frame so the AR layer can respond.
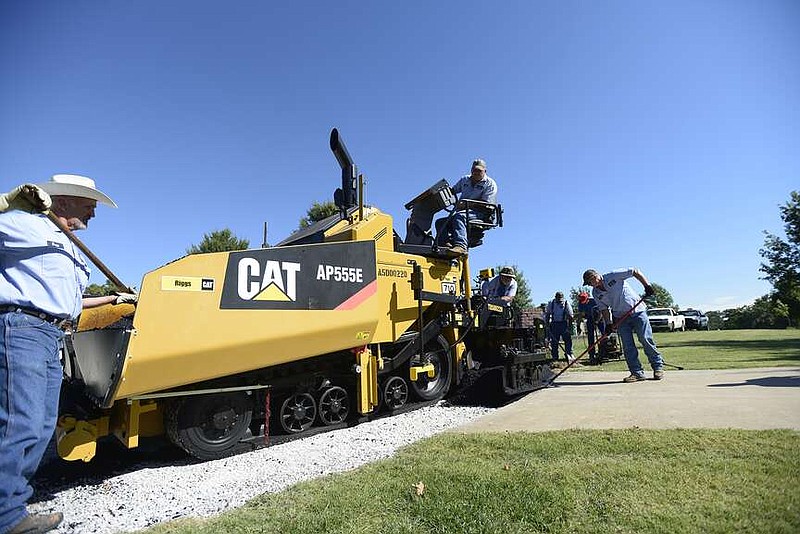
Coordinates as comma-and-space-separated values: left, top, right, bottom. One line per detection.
679, 309, 709, 330
647, 308, 686, 331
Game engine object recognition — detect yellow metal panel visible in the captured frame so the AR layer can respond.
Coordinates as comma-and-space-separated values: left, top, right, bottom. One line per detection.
114, 244, 382, 400
372, 249, 463, 342
355, 347, 378, 414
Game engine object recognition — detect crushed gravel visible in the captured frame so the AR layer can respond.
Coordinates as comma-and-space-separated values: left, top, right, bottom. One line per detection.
29, 402, 493, 533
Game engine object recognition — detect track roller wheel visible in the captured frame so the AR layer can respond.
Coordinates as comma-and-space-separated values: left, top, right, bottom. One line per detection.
409, 335, 452, 401
382, 376, 409, 411
278, 393, 317, 434
318, 386, 350, 426
165, 392, 253, 461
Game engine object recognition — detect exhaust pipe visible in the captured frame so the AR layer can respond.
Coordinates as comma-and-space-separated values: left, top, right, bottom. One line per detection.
330, 128, 358, 214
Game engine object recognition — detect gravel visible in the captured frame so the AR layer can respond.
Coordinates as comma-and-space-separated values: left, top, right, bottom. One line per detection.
29, 402, 494, 533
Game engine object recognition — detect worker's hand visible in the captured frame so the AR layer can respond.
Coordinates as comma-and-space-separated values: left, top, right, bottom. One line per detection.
604, 324, 615, 336
643, 284, 655, 298
114, 293, 138, 305
0, 184, 52, 213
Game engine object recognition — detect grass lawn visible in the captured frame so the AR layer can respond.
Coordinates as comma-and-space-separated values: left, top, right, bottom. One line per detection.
140, 330, 800, 534
147, 429, 800, 534
571, 328, 800, 371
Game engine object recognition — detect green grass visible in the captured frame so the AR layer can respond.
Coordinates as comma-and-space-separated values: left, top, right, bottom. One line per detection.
139, 331, 800, 533
571, 328, 800, 371
145, 429, 800, 534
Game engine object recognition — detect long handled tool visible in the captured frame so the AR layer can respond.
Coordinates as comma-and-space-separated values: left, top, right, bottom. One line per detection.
548, 296, 647, 384
46, 210, 135, 293
23, 187, 135, 293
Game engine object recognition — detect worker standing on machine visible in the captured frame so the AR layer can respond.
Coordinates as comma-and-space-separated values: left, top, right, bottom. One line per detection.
0, 176, 132, 534
582, 268, 665, 382
545, 291, 574, 362
480, 266, 517, 304
435, 158, 497, 255
576, 291, 600, 364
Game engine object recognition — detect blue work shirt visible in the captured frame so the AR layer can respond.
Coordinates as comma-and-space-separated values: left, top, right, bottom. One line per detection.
481, 276, 517, 299
591, 268, 646, 319
545, 299, 573, 323
452, 175, 498, 204
0, 210, 90, 319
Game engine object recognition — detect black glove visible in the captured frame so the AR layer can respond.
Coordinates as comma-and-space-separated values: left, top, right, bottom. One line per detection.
643, 284, 655, 298
604, 324, 615, 335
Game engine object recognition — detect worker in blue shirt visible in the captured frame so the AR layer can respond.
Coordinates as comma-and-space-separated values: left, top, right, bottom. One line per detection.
576, 291, 600, 364
545, 291, 574, 362
583, 268, 665, 382
480, 266, 517, 304
435, 159, 498, 255
0, 175, 133, 534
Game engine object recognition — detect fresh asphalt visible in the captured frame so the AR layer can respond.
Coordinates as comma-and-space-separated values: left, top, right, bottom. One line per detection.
455, 367, 800, 432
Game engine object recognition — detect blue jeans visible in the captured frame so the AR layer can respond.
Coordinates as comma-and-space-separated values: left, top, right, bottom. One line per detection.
0, 312, 63, 532
549, 321, 572, 360
436, 209, 481, 249
616, 311, 663, 377
586, 320, 597, 358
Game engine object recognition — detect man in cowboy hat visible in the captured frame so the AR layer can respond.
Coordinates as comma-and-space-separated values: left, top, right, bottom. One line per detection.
0, 174, 133, 534
481, 266, 518, 304
435, 158, 498, 255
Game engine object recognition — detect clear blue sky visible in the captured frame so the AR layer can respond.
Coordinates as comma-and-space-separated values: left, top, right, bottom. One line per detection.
2, 1, 798, 311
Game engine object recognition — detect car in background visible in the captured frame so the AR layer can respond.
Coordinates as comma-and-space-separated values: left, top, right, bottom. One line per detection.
647, 308, 686, 331
679, 309, 709, 330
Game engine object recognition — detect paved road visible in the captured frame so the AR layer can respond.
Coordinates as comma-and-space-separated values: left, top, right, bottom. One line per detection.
456, 367, 800, 432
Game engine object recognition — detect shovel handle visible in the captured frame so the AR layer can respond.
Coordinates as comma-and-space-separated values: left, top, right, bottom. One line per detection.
45, 211, 135, 293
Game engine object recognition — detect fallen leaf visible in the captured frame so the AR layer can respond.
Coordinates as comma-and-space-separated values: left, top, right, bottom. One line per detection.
414, 481, 425, 496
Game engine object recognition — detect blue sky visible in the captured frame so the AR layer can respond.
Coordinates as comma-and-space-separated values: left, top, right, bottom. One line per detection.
2, 1, 798, 311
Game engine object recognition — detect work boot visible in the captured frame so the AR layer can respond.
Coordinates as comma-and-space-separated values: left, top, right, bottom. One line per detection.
622, 373, 646, 383
8, 512, 63, 534
653, 370, 665, 380
448, 245, 467, 255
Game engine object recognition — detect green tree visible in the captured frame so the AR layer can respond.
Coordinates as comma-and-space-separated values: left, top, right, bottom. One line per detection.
187, 229, 249, 254
718, 296, 790, 330
648, 282, 677, 309
759, 191, 800, 325
299, 201, 338, 229
84, 279, 117, 296
706, 310, 724, 330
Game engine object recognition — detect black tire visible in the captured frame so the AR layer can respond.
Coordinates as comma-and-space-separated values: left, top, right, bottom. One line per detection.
165, 392, 253, 461
277, 393, 317, 434
382, 376, 409, 411
317, 386, 349, 426
408, 335, 452, 401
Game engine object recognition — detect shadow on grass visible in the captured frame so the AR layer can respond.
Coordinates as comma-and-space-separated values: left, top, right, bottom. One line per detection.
708, 375, 800, 388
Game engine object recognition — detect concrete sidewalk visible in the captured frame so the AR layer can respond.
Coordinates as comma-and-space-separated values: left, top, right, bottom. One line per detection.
455, 367, 800, 433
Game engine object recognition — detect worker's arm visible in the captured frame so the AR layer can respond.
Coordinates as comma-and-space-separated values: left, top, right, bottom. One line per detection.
83, 293, 138, 309
631, 268, 655, 297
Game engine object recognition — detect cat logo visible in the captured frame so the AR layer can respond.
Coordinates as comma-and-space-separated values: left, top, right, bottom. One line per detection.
220, 241, 377, 310
237, 259, 301, 301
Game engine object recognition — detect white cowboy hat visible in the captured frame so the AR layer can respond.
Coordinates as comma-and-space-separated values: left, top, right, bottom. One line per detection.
37, 174, 117, 207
